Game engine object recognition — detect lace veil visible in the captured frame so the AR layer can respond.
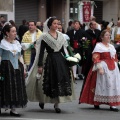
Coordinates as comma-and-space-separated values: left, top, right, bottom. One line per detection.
43, 17, 51, 33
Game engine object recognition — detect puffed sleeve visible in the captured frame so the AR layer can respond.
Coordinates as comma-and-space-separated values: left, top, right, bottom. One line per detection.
92, 52, 102, 71
92, 52, 101, 63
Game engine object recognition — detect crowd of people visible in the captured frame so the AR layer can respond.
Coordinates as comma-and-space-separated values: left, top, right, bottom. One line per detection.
0, 15, 120, 117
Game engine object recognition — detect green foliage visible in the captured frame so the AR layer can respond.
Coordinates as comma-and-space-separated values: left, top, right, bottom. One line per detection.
82, 39, 90, 49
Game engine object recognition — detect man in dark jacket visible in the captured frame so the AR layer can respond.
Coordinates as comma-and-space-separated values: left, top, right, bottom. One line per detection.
66, 20, 86, 80
18, 19, 29, 43
83, 21, 101, 77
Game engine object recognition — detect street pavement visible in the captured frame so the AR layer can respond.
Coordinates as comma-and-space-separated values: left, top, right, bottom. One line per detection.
0, 80, 120, 120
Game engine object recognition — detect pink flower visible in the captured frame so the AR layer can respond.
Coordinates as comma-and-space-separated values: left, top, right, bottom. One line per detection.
116, 42, 120, 45
82, 37, 86, 40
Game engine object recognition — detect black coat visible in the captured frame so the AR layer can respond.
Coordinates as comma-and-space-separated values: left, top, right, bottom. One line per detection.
66, 29, 86, 51
66, 29, 86, 65
82, 29, 101, 78
85, 29, 101, 50
18, 25, 29, 43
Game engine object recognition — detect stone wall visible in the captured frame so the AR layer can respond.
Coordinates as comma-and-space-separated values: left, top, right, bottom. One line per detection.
0, 0, 13, 12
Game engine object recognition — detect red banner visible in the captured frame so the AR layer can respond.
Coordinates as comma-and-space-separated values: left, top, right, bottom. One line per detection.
83, 2, 91, 22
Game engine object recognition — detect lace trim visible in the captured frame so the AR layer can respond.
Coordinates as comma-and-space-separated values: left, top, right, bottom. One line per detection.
94, 95, 120, 103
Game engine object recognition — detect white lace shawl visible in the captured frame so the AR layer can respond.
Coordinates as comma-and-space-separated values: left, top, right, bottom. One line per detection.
0, 39, 21, 56
93, 42, 116, 59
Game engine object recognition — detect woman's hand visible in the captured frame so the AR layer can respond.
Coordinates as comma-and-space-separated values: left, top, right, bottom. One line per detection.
24, 69, 28, 78
98, 68, 104, 75
38, 67, 43, 74
71, 47, 74, 51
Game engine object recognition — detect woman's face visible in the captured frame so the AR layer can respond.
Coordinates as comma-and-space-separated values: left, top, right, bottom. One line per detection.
6, 27, 17, 40
102, 31, 111, 43
50, 20, 58, 31
58, 25, 62, 32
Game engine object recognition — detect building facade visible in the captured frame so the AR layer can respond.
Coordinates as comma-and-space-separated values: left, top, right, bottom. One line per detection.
0, 0, 15, 21
0, 0, 120, 30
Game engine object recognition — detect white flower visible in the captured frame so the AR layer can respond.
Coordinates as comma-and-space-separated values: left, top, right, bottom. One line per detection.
82, 37, 86, 40
74, 53, 81, 60
66, 57, 79, 62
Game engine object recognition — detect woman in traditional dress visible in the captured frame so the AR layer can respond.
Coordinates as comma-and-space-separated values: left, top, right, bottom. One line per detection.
0, 23, 27, 116
26, 17, 76, 113
79, 29, 120, 112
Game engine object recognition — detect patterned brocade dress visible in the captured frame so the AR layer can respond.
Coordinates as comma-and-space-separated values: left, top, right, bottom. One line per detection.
80, 42, 120, 106
0, 39, 27, 108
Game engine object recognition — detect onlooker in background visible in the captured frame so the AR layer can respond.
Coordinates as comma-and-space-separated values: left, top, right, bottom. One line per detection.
18, 19, 29, 43
67, 21, 74, 32
0, 16, 6, 40
57, 19, 65, 33
58, 24, 69, 40
90, 16, 101, 30
40, 22, 44, 31
36, 21, 41, 30
9, 20, 16, 28
111, 20, 120, 43
81, 23, 86, 30
0, 23, 3, 40
85, 16, 101, 31
100, 20, 109, 33
58, 19, 62, 25
21, 21, 42, 71
36, 21, 43, 32
0, 15, 6, 23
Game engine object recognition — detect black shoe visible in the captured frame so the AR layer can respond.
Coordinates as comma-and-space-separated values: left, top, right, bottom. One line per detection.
55, 108, 61, 113
39, 103, 44, 109
79, 74, 84, 80
10, 111, 21, 117
94, 105, 100, 109
110, 107, 119, 112
54, 105, 61, 113
75, 77, 80, 80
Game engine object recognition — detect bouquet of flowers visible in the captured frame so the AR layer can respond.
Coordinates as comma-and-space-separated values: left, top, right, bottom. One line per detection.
81, 37, 90, 60
65, 41, 81, 67
81, 37, 90, 49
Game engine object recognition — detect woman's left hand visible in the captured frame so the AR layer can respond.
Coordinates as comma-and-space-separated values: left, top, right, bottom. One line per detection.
24, 70, 28, 78
98, 68, 104, 75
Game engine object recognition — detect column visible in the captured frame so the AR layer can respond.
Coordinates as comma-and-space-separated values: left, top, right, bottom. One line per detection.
64, 0, 70, 32
38, 0, 47, 22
